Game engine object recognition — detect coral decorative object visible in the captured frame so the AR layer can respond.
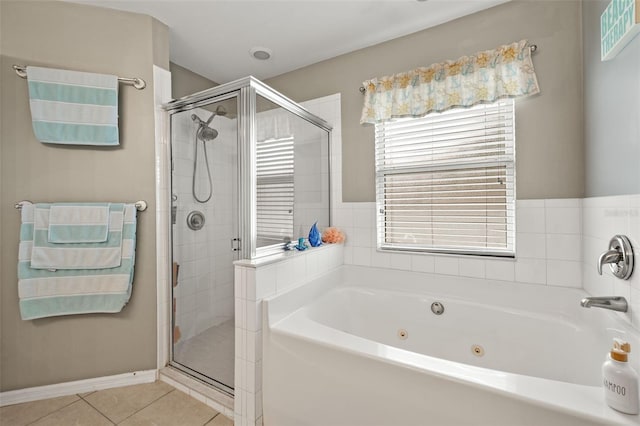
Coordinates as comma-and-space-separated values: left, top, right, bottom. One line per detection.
322, 227, 345, 244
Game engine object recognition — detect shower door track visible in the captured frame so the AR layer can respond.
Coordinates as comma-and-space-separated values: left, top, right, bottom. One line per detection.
169, 359, 234, 397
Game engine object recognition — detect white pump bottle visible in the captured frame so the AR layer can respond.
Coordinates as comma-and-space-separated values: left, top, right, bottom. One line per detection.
602, 339, 639, 415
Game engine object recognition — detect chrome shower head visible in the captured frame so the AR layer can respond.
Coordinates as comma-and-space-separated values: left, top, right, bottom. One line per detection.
191, 113, 219, 141
198, 126, 218, 141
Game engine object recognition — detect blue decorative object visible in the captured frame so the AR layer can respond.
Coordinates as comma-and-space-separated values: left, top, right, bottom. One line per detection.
295, 237, 308, 251
308, 222, 322, 247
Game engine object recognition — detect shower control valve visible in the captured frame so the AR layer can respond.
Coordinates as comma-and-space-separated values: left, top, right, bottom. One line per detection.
186, 211, 205, 231
598, 235, 634, 280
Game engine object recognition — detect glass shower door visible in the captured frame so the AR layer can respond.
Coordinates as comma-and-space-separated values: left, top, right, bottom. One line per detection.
169, 97, 238, 394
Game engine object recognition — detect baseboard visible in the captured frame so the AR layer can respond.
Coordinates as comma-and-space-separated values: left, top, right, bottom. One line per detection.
0, 369, 157, 407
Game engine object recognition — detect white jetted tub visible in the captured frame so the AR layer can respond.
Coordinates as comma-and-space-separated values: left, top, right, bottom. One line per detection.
263, 265, 640, 426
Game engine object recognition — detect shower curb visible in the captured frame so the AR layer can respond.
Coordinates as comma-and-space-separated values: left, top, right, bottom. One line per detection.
159, 366, 234, 419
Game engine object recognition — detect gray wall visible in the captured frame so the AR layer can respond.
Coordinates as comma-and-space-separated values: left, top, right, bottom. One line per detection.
0, 1, 168, 391
583, 0, 640, 196
266, 1, 584, 201
170, 62, 217, 99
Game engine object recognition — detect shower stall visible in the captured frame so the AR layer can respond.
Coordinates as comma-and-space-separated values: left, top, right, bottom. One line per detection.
164, 77, 331, 395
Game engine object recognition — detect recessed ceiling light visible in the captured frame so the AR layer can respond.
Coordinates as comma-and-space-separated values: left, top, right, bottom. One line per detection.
250, 47, 272, 60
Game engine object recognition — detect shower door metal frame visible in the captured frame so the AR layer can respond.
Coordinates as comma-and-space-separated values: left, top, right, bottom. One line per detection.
165, 91, 240, 395
165, 76, 333, 259
249, 80, 333, 258
162, 76, 333, 393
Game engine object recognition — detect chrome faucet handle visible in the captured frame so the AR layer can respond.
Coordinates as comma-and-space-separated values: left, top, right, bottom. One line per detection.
597, 235, 634, 280
598, 249, 622, 275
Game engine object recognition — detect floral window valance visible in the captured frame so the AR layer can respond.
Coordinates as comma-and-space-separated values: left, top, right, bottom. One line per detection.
360, 40, 540, 124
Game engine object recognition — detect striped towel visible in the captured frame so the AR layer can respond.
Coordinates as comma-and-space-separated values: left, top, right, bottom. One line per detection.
26, 66, 119, 146
30, 203, 128, 270
49, 204, 110, 243
18, 203, 137, 320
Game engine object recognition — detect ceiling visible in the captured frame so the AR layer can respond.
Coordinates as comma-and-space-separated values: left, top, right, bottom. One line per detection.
69, 0, 509, 84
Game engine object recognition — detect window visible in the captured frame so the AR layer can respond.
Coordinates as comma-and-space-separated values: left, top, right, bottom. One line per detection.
375, 99, 515, 257
256, 136, 294, 244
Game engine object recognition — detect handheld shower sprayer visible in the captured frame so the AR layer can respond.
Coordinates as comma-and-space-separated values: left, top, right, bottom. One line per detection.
190, 105, 227, 203
191, 113, 204, 125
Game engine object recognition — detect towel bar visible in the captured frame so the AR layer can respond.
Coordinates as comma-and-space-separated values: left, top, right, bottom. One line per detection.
15, 200, 147, 211
12, 64, 146, 90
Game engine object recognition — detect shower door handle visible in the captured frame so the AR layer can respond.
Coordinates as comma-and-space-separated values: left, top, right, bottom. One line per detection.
231, 238, 241, 252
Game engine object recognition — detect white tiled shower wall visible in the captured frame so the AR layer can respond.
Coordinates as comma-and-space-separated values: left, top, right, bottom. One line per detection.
172, 110, 237, 340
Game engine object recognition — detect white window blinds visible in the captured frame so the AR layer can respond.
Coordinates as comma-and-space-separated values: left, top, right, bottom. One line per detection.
256, 136, 295, 243
375, 99, 515, 257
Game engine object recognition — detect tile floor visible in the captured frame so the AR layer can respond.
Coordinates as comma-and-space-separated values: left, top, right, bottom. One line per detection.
0, 381, 233, 426
174, 320, 234, 388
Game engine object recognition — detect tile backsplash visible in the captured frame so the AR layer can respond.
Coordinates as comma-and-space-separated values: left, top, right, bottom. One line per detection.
336, 198, 585, 288
334, 193, 640, 329
582, 195, 640, 328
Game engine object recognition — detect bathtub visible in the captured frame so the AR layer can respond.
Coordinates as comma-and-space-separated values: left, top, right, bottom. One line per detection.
263, 265, 640, 426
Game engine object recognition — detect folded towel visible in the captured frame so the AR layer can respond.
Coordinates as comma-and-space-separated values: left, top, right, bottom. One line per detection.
30, 203, 127, 270
26, 66, 119, 146
48, 204, 110, 243
17, 203, 138, 320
